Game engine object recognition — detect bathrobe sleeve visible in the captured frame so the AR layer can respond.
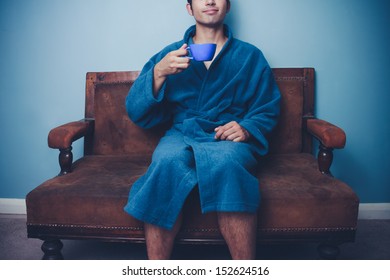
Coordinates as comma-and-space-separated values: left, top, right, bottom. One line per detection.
238, 64, 281, 155
125, 44, 179, 129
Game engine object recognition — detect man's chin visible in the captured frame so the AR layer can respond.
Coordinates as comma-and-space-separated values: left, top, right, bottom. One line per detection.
196, 20, 225, 29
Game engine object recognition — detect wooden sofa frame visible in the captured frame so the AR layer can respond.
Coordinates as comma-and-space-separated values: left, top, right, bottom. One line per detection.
26, 68, 359, 259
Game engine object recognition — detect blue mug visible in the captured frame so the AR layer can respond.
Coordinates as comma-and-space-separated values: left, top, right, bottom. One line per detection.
186, 43, 217, 62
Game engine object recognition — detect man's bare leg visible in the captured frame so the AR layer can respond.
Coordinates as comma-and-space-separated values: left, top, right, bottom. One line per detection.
217, 212, 257, 260
144, 212, 183, 260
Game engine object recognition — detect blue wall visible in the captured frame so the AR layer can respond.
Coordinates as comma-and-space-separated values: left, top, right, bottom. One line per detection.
1, 0, 389, 203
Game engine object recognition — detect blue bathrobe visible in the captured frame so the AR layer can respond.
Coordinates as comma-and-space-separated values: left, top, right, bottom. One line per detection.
124, 25, 281, 230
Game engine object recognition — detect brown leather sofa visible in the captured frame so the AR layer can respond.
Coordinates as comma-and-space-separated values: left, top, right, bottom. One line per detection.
26, 68, 359, 259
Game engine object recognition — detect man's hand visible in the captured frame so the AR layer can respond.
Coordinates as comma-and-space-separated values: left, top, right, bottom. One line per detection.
214, 121, 251, 142
153, 44, 190, 95
155, 44, 190, 78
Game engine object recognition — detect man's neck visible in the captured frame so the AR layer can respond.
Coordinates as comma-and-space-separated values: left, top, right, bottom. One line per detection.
192, 24, 227, 46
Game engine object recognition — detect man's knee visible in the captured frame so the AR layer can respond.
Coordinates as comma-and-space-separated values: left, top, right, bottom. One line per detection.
153, 142, 194, 167
213, 142, 256, 168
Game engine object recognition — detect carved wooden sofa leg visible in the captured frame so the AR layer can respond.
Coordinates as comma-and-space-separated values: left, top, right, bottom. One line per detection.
318, 145, 334, 176
317, 241, 341, 260
58, 147, 73, 176
41, 239, 64, 260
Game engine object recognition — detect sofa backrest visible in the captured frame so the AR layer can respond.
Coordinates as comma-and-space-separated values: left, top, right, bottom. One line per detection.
84, 68, 314, 156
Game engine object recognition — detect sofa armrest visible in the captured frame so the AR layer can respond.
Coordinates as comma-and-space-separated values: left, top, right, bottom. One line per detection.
306, 118, 346, 149
48, 118, 94, 175
48, 118, 94, 149
306, 118, 346, 176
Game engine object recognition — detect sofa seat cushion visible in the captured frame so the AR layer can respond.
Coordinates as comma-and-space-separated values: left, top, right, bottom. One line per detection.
26, 155, 149, 240
181, 153, 359, 241
26, 153, 359, 241
258, 153, 359, 229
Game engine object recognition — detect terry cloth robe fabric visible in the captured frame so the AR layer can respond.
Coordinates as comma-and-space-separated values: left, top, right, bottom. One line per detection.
123, 25, 281, 230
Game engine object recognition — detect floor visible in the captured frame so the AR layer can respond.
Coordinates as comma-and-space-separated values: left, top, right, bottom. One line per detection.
1, 214, 389, 260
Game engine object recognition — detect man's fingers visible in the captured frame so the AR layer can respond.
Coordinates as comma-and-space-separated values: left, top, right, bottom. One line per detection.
214, 126, 224, 139
164, 56, 190, 74
226, 131, 241, 141
169, 46, 190, 70
173, 60, 190, 71
215, 127, 237, 140
220, 127, 237, 140
215, 122, 232, 139
232, 136, 244, 143
176, 56, 191, 64
173, 44, 189, 56
214, 121, 250, 142
217, 122, 237, 139
156, 44, 191, 78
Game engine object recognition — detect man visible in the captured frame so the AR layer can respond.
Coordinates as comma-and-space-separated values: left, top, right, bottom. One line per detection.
124, 0, 280, 260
